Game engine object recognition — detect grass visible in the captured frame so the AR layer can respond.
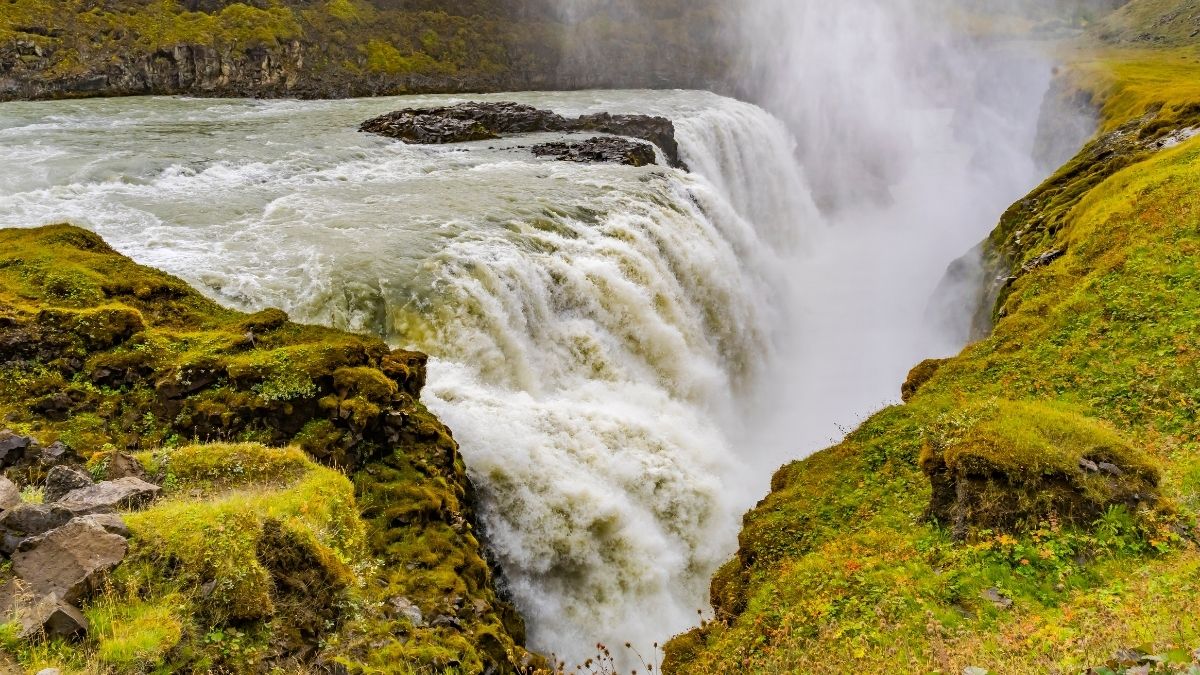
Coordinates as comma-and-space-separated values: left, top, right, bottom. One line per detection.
665, 10, 1200, 672
0, 225, 535, 672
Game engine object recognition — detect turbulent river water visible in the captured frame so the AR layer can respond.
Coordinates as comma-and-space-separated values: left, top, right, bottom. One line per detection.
0, 83, 1047, 662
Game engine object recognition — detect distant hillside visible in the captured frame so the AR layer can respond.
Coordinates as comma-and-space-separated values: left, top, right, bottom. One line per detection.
0, 0, 726, 100
1092, 0, 1200, 44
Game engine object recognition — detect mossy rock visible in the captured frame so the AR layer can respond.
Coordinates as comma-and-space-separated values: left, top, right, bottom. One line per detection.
921, 399, 1161, 538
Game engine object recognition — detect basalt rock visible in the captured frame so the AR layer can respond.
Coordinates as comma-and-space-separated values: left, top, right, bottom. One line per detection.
43, 465, 93, 503
58, 477, 161, 514
532, 136, 658, 166
360, 101, 688, 169
11, 518, 128, 604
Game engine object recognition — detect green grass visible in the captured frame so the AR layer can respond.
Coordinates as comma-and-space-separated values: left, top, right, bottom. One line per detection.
665, 30, 1200, 675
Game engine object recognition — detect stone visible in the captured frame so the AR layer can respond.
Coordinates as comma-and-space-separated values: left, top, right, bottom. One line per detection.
44, 465, 93, 503
0, 475, 20, 511
0, 503, 74, 538
12, 518, 128, 604
1078, 458, 1100, 473
18, 597, 89, 641
532, 136, 658, 166
389, 596, 425, 627
1098, 462, 1124, 476
58, 476, 160, 514
74, 512, 130, 538
0, 430, 35, 467
37, 669, 65, 675
981, 587, 1013, 610
105, 452, 147, 481
39, 441, 74, 465
360, 102, 688, 169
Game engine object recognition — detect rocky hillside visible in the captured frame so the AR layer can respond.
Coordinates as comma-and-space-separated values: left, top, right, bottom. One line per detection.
0, 0, 725, 100
0, 225, 536, 673
664, 2, 1200, 673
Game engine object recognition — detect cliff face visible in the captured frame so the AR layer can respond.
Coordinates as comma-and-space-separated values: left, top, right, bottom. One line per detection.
664, 4, 1200, 672
0, 0, 727, 101
0, 225, 536, 673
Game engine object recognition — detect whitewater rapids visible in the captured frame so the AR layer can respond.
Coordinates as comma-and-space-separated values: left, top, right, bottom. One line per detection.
0, 90, 815, 661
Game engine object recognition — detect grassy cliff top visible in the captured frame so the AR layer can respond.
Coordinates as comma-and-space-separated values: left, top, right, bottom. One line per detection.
665, 3, 1200, 672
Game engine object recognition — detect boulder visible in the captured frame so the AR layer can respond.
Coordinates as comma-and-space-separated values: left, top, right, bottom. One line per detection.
44, 465, 93, 503
0, 430, 35, 467
532, 136, 658, 166
73, 512, 130, 538
12, 518, 128, 604
104, 452, 147, 481
39, 441, 76, 466
0, 475, 19, 511
0, 502, 74, 538
58, 476, 160, 514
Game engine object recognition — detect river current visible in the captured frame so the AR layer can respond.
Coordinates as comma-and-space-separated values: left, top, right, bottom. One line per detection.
0, 85, 1045, 661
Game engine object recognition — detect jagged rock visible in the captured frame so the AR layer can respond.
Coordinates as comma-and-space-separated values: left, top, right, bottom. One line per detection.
1021, 247, 1066, 273
74, 512, 130, 538
58, 476, 160, 514
39, 441, 75, 466
12, 518, 128, 604
1079, 458, 1100, 473
0, 503, 74, 538
360, 101, 688, 169
3, 589, 90, 641
1098, 462, 1124, 476
532, 136, 658, 166
104, 452, 148, 481
44, 465, 94, 503
0, 475, 19, 511
0, 430, 35, 467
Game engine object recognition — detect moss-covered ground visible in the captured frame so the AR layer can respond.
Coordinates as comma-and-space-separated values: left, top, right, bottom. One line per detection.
665, 5, 1200, 673
0, 225, 535, 673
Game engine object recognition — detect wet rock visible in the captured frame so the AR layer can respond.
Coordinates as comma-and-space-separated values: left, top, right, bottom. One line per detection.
58, 476, 160, 514
12, 517, 128, 604
360, 102, 561, 144
981, 587, 1013, 610
360, 101, 688, 169
0, 503, 74, 538
44, 465, 93, 503
1020, 247, 1066, 273
532, 136, 657, 166
0, 475, 19, 511
0, 430, 35, 467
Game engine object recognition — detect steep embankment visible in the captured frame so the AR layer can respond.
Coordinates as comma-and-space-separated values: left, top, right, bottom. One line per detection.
665, 8, 1200, 675
0, 225, 535, 673
0, 0, 724, 100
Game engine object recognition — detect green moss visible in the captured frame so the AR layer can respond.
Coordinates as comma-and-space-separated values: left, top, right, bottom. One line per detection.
667, 41, 1200, 673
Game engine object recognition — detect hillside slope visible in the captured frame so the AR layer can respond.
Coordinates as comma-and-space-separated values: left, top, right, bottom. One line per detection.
0, 0, 724, 100
664, 4, 1200, 673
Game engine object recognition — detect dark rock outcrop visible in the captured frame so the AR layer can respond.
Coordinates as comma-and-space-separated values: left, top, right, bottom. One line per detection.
360, 101, 688, 168
12, 518, 128, 604
532, 136, 658, 166
43, 465, 93, 504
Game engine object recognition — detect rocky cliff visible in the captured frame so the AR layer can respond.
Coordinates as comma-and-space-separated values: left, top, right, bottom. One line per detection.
0, 0, 726, 101
0, 225, 536, 673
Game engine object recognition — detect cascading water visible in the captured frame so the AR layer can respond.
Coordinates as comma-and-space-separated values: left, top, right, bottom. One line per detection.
0, 1, 1088, 664
0, 90, 814, 662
